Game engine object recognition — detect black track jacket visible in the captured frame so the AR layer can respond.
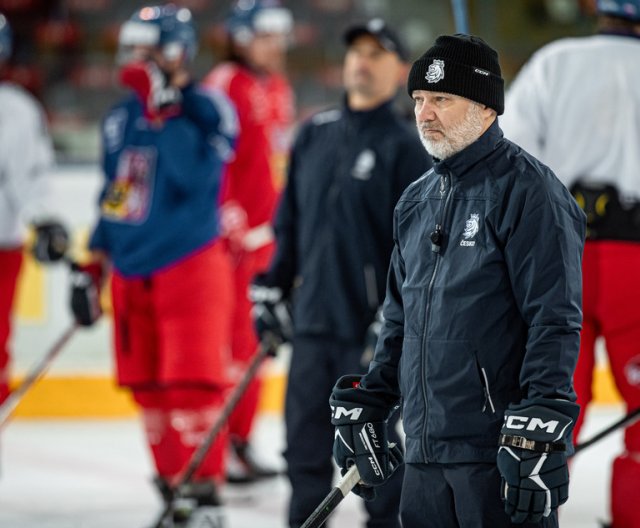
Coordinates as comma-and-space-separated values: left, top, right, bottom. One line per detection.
266, 98, 432, 344
361, 120, 586, 464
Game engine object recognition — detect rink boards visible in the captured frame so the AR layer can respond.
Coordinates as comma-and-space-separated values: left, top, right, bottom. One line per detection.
9, 166, 619, 419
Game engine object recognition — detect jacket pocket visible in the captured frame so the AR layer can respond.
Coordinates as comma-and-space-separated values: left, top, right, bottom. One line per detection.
426, 340, 499, 440
474, 354, 496, 415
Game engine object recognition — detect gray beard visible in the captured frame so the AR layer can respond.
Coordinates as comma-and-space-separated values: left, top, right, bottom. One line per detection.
417, 103, 485, 160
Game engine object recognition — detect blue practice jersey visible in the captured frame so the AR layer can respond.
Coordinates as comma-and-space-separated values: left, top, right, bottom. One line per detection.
89, 84, 238, 277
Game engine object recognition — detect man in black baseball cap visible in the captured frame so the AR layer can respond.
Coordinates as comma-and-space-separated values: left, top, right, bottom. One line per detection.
253, 15, 431, 528
343, 17, 410, 62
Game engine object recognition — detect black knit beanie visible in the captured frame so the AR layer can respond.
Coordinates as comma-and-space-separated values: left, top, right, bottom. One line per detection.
407, 34, 504, 115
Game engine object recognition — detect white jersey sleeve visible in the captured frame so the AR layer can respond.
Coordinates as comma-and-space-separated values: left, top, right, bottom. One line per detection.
0, 82, 55, 246
500, 35, 640, 200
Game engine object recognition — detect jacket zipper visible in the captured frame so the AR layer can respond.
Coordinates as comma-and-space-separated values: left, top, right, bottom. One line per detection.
480, 366, 496, 414
420, 171, 454, 461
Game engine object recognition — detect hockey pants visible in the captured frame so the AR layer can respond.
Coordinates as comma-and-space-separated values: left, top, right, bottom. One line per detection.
572, 241, 640, 527
0, 248, 23, 406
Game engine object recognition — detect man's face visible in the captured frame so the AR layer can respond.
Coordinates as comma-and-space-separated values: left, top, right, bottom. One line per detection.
245, 32, 288, 74
343, 34, 404, 104
412, 90, 490, 160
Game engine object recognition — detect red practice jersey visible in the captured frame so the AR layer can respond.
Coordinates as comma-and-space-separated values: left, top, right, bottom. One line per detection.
203, 63, 295, 229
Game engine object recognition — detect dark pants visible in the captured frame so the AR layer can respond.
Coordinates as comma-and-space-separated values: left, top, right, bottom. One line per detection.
400, 463, 559, 528
285, 336, 403, 528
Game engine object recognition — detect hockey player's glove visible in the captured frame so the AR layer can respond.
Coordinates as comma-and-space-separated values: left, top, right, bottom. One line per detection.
496, 399, 579, 524
249, 273, 292, 346
330, 374, 403, 501
32, 220, 69, 263
69, 261, 104, 327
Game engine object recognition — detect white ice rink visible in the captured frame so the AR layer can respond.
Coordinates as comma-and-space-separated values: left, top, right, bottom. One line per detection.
0, 404, 625, 528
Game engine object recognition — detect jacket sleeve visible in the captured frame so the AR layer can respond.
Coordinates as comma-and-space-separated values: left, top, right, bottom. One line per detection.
503, 177, 586, 402
3, 94, 55, 227
89, 109, 122, 254
183, 84, 238, 142
359, 208, 405, 406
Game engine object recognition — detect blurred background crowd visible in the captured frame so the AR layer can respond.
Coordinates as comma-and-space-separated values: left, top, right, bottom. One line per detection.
2, 0, 598, 163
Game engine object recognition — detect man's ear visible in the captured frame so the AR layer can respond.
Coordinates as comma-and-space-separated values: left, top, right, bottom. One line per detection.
482, 104, 497, 120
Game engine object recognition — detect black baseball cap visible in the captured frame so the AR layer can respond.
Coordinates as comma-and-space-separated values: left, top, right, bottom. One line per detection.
343, 18, 409, 61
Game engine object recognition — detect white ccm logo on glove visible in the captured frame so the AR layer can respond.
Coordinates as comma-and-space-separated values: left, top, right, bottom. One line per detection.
505, 415, 560, 434
331, 405, 363, 421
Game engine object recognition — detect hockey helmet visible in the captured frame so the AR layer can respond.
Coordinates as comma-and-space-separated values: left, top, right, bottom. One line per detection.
0, 13, 12, 63
225, 0, 293, 45
118, 4, 198, 64
596, 0, 640, 21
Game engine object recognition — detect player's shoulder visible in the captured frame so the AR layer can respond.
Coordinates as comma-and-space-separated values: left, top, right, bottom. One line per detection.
102, 96, 138, 153
0, 82, 44, 120
204, 62, 252, 94
530, 34, 610, 64
308, 107, 343, 127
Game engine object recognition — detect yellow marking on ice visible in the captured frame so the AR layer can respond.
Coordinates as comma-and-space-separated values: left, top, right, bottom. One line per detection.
10, 376, 138, 418
8, 366, 619, 419
593, 363, 622, 404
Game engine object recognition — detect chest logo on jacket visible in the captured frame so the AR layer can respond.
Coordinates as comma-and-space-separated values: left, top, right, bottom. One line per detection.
351, 149, 376, 180
460, 213, 480, 247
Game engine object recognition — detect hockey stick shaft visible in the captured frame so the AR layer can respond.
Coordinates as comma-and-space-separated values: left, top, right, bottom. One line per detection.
573, 406, 640, 456
0, 323, 78, 430
451, 0, 470, 33
300, 464, 361, 528
151, 337, 278, 528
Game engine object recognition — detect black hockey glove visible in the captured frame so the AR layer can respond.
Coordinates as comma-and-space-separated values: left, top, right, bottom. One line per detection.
496, 399, 579, 524
330, 375, 403, 501
32, 220, 69, 263
69, 262, 104, 327
248, 273, 292, 346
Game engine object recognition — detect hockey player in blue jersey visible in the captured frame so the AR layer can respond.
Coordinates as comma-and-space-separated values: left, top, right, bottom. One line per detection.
69, 5, 238, 527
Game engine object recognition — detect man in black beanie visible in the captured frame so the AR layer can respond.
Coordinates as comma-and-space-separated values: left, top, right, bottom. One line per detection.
330, 34, 586, 527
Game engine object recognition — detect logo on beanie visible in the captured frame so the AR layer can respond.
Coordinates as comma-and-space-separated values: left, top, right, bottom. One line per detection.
425, 59, 445, 83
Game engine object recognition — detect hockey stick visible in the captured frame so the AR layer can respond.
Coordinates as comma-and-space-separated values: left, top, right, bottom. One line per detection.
300, 464, 361, 528
451, 0, 470, 34
151, 336, 279, 528
573, 406, 640, 456
0, 323, 78, 430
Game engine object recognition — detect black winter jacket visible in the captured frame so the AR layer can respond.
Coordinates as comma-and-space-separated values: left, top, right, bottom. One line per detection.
267, 99, 432, 344
361, 120, 586, 464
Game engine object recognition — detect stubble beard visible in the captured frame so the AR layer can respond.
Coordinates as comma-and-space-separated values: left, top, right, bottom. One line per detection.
417, 103, 486, 160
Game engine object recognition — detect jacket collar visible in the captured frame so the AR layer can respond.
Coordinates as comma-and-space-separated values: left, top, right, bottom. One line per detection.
432, 118, 503, 177
343, 96, 397, 129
